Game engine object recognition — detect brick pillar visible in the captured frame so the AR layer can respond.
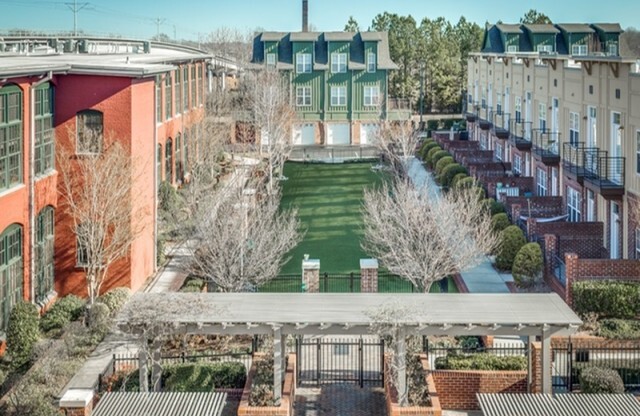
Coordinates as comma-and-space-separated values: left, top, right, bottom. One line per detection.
564, 253, 579, 306
529, 342, 542, 393
59, 389, 94, 416
512, 204, 522, 224
526, 217, 538, 240
302, 259, 320, 293
543, 234, 557, 281
360, 259, 379, 293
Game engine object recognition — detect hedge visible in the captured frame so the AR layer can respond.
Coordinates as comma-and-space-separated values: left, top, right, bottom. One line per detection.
434, 353, 527, 371
420, 141, 439, 160
7, 301, 40, 369
451, 173, 469, 189
455, 176, 476, 189
429, 150, 451, 169
483, 198, 505, 216
426, 146, 443, 165
440, 164, 467, 187
579, 367, 625, 393
435, 156, 455, 177
40, 295, 85, 332
97, 287, 132, 316
496, 225, 526, 271
572, 281, 640, 319
596, 319, 640, 340
512, 243, 543, 287
491, 213, 511, 233
163, 361, 246, 391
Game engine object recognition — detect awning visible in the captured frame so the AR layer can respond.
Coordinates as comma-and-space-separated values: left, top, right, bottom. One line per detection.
92, 392, 228, 416
478, 393, 640, 416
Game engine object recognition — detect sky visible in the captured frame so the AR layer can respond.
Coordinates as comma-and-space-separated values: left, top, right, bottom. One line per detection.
0, 0, 638, 41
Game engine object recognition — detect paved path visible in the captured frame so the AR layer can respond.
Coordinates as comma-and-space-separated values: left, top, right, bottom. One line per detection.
295, 386, 386, 416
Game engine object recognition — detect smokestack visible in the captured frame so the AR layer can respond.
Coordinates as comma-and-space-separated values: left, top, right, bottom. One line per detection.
302, 0, 308, 32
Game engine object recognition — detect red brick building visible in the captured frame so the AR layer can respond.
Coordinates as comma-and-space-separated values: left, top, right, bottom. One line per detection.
0, 37, 233, 332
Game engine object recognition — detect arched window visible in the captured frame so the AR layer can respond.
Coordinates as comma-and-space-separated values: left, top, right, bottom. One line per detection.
76, 109, 103, 154
35, 207, 54, 303
175, 133, 183, 182
0, 84, 23, 190
165, 138, 173, 183
0, 224, 23, 330
157, 144, 163, 187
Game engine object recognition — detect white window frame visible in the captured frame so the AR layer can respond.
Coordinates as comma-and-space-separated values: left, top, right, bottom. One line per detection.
296, 86, 311, 107
364, 86, 380, 107
608, 43, 618, 56
330, 86, 347, 106
515, 96, 522, 122
367, 52, 376, 72
538, 102, 547, 131
569, 112, 580, 145
296, 53, 312, 73
507, 45, 517, 53
636, 228, 640, 259
266, 53, 276, 67
513, 154, 522, 175
495, 142, 503, 161
331, 52, 347, 73
567, 187, 581, 222
537, 44, 554, 53
571, 44, 588, 56
536, 168, 547, 196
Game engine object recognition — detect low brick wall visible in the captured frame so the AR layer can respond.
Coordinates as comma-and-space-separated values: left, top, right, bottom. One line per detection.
237, 353, 296, 416
551, 336, 640, 350
385, 354, 442, 416
430, 369, 527, 410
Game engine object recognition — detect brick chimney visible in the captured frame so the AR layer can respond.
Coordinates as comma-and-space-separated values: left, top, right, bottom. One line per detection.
302, 0, 308, 32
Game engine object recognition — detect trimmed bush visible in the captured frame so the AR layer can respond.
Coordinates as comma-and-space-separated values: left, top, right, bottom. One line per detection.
451, 173, 468, 189
491, 213, 511, 233
163, 361, 246, 392
419, 140, 439, 160
7, 301, 40, 369
88, 302, 111, 338
425, 146, 443, 168
434, 156, 454, 177
40, 295, 85, 332
512, 243, 543, 287
440, 163, 467, 187
429, 150, 451, 169
435, 353, 527, 371
572, 281, 640, 319
483, 198, 505, 216
597, 319, 640, 339
496, 225, 526, 271
159, 180, 180, 213
579, 367, 625, 393
455, 176, 475, 189
97, 287, 132, 316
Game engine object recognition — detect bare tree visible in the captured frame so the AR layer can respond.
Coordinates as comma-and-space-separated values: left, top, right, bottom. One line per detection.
243, 69, 295, 192
188, 178, 304, 292
361, 179, 499, 292
204, 27, 253, 65
57, 139, 147, 304
372, 119, 420, 177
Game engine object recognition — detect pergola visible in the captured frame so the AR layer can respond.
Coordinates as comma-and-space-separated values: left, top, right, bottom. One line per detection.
117, 293, 582, 401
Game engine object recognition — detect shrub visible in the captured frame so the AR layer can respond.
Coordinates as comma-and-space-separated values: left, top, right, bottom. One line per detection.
435, 353, 527, 371
434, 156, 454, 177
407, 355, 431, 406
7, 301, 40, 369
88, 302, 111, 338
572, 281, 640, 319
97, 287, 132, 316
496, 225, 526, 271
425, 147, 443, 168
429, 150, 451, 170
183, 278, 205, 290
157, 234, 166, 266
427, 119, 440, 132
159, 180, 180, 213
579, 367, 625, 393
440, 164, 467, 187
249, 356, 275, 406
40, 295, 85, 332
163, 361, 246, 392
419, 140, 438, 160
491, 213, 511, 233
450, 173, 468, 189
455, 176, 475, 189
512, 243, 543, 287
483, 198, 505, 216
596, 319, 640, 339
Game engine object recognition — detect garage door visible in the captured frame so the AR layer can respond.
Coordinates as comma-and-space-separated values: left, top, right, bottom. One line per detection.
326, 123, 351, 145
360, 123, 379, 145
292, 124, 315, 145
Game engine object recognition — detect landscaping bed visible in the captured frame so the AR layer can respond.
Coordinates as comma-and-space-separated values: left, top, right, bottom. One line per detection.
238, 352, 296, 416
384, 353, 441, 416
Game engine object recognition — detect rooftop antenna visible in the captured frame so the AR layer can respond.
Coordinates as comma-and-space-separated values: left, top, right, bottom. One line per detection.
65, 0, 89, 37
154, 17, 166, 39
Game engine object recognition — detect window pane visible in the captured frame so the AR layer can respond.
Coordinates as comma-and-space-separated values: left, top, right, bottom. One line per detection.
77, 110, 103, 154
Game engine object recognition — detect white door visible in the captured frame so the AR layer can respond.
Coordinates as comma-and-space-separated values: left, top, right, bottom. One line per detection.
552, 98, 559, 134
326, 123, 350, 145
360, 124, 379, 145
551, 167, 558, 196
611, 112, 623, 184
610, 202, 620, 259
525, 92, 532, 140
525, 153, 531, 176
586, 190, 595, 221
504, 87, 511, 126
587, 106, 597, 147
292, 123, 315, 145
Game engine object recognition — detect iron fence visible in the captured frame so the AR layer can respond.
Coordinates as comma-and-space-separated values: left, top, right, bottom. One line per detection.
258, 271, 420, 293
289, 146, 380, 162
425, 342, 529, 367
110, 351, 253, 375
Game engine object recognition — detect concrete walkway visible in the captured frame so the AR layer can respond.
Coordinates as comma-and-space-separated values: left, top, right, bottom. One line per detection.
295, 386, 386, 416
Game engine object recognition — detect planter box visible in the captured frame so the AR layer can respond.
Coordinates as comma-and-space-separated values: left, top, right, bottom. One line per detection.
237, 353, 296, 416
385, 354, 442, 416
431, 369, 527, 410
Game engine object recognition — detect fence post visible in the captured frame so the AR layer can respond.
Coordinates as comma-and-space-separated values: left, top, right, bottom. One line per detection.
567, 341, 573, 392
302, 259, 320, 293
349, 272, 354, 293
316, 338, 322, 383
360, 259, 379, 293
181, 351, 186, 363
359, 338, 364, 388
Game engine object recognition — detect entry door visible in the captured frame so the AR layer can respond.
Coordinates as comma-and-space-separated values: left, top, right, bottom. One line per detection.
587, 107, 597, 148
586, 190, 595, 222
551, 167, 558, 196
552, 98, 559, 134
611, 112, 623, 184
610, 202, 620, 259
525, 153, 531, 176
525, 92, 532, 140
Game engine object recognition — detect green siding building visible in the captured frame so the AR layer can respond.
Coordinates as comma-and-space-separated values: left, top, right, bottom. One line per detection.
251, 31, 407, 146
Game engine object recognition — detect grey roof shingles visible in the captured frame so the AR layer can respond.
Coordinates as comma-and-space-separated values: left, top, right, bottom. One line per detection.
556, 23, 595, 33
522, 24, 560, 34
496, 24, 522, 34
591, 23, 623, 33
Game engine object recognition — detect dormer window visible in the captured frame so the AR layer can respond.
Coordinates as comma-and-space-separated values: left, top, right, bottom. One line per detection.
296, 53, 312, 73
607, 43, 618, 56
331, 53, 347, 73
571, 44, 588, 56
507, 45, 518, 53
537, 44, 553, 53
266, 53, 276, 67
367, 52, 376, 72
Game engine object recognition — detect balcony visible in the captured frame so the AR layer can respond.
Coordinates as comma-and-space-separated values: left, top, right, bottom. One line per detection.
532, 129, 561, 165
562, 142, 599, 185
478, 107, 492, 130
509, 119, 532, 151
583, 150, 625, 198
492, 112, 510, 140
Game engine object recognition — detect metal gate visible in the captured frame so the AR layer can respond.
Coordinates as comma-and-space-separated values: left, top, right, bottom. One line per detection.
295, 336, 384, 387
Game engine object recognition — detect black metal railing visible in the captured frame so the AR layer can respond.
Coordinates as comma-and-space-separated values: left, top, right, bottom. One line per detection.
509, 119, 533, 148
289, 146, 380, 161
562, 142, 599, 177
584, 153, 625, 189
553, 254, 566, 287
533, 129, 561, 162
478, 108, 493, 129
493, 111, 510, 131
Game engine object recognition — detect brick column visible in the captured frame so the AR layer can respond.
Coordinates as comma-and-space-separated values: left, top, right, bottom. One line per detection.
302, 259, 320, 293
529, 342, 542, 394
526, 217, 538, 240
564, 253, 579, 306
543, 234, 557, 281
511, 204, 521, 223
59, 389, 94, 416
360, 259, 379, 293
